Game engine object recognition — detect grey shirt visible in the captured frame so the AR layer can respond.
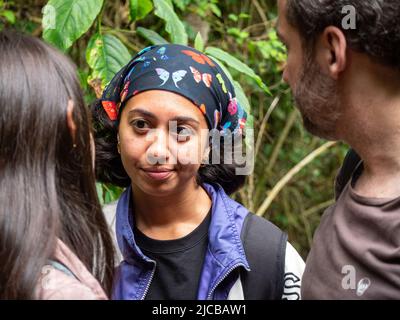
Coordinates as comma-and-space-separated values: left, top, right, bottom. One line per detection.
302, 163, 400, 299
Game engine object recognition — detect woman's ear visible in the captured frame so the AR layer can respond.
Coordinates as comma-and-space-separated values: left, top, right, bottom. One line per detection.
202, 146, 210, 165
66, 100, 77, 147
117, 133, 121, 154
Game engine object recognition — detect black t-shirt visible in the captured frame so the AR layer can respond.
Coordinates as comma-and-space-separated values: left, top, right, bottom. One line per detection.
134, 211, 211, 300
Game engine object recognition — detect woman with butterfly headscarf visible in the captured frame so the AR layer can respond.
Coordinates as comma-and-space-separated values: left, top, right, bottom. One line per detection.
92, 44, 304, 300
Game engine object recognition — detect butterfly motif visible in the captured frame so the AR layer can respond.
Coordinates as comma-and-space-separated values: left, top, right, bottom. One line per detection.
120, 80, 130, 102
237, 106, 246, 131
155, 68, 187, 88
134, 56, 146, 63
157, 47, 169, 60
216, 73, 227, 94
124, 66, 136, 83
235, 102, 246, 134
214, 110, 221, 128
222, 121, 232, 131
143, 57, 156, 68
137, 45, 155, 56
102, 101, 118, 121
239, 118, 247, 131
190, 67, 212, 87
199, 104, 207, 115
182, 50, 215, 67
227, 97, 238, 115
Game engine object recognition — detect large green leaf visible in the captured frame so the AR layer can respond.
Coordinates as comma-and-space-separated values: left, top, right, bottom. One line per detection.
42, 0, 103, 51
194, 32, 204, 52
86, 33, 131, 88
129, 0, 153, 22
153, 0, 188, 45
137, 27, 169, 45
96, 182, 104, 206
233, 80, 250, 113
205, 46, 270, 95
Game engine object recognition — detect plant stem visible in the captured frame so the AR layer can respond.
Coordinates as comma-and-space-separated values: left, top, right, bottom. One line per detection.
256, 141, 337, 217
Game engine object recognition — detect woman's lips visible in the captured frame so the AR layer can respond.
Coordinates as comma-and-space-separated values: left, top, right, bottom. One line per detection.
141, 168, 175, 181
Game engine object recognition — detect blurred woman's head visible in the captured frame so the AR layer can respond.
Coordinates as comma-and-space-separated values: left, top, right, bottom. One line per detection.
0, 30, 114, 299
93, 44, 248, 196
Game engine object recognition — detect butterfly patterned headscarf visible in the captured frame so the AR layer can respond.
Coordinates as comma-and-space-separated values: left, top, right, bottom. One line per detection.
101, 44, 247, 135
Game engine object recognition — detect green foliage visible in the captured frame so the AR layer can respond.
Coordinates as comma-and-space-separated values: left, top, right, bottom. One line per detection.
5, 0, 349, 257
153, 0, 188, 45
194, 32, 204, 52
129, 0, 153, 22
255, 30, 287, 63
137, 26, 169, 45
86, 33, 131, 88
42, 0, 104, 51
97, 183, 124, 205
0, 0, 15, 29
205, 46, 270, 95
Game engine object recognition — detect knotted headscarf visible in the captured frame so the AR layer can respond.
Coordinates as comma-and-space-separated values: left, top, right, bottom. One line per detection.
101, 44, 247, 135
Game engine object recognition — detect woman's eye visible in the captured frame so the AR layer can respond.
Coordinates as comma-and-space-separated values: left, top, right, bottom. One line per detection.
131, 119, 150, 130
176, 126, 194, 142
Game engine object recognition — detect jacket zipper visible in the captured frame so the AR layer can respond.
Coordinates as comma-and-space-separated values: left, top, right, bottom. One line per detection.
141, 263, 156, 300
206, 263, 245, 300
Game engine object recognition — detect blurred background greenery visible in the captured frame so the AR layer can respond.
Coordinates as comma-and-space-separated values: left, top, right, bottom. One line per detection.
1, 0, 349, 258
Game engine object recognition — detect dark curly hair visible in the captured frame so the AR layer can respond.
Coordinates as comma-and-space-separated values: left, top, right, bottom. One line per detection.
91, 99, 246, 195
286, 0, 400, 70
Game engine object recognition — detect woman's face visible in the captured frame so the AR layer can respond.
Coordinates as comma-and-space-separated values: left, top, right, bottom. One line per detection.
118, 90, 210, 197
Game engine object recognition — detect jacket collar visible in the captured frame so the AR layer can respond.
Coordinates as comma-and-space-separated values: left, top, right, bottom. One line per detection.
114, 183, 250, 299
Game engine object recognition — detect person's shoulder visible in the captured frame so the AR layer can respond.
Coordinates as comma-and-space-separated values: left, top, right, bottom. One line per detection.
243, 212, 283, 234
36, 266, 107, 300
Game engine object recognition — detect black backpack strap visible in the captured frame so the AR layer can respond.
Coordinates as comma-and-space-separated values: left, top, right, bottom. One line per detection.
240, 212, 288, 300
334, 148, 361, 199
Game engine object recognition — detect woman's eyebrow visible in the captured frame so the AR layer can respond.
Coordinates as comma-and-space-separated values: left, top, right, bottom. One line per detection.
170, 116, 200, 125
128, 108, 157, 119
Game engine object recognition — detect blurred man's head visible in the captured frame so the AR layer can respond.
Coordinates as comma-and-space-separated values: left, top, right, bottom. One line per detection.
277, 0, 400, 140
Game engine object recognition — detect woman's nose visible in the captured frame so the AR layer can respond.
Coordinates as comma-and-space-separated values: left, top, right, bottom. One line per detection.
146, 129, 171, 165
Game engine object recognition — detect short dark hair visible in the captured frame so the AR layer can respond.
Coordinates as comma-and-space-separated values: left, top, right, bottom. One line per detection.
91, 99, 246, 195
286, 0, 400, 69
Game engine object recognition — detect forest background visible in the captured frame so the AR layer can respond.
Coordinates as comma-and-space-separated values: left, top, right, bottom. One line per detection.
0, 0, 349, 258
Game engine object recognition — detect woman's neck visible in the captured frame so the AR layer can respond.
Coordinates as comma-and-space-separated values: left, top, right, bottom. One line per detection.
132, 180, 212, 240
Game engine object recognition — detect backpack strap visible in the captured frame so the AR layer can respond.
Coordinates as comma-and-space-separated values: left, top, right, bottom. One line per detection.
334, 148, 361, 199
240, 212, 288, 300
47, 260, 77, 279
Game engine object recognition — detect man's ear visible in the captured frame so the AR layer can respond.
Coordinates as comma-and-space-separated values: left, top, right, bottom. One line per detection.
316, 26, 348, 79
66, 100, 77, 146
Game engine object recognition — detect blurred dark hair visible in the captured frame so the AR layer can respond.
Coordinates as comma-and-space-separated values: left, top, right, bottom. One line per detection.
0, 30, 114, 299
286, 0, 400, 70
91, 99, 245, 195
